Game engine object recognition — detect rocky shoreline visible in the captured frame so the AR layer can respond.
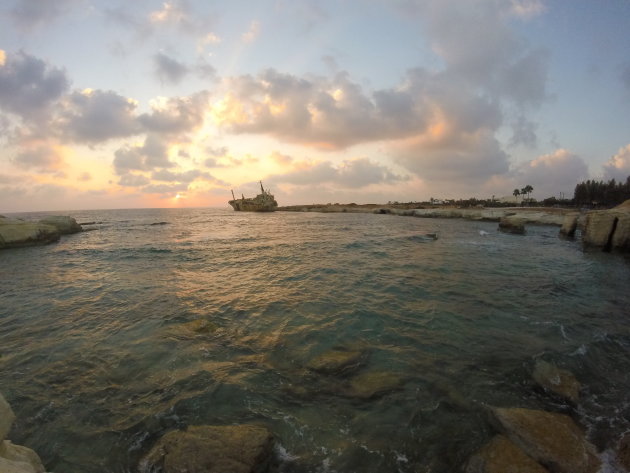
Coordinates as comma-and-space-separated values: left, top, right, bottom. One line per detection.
279, 201, 630, 252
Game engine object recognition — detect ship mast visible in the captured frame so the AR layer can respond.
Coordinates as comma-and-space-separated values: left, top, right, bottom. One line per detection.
231, 190, 235, 201
259, 180, 265, 194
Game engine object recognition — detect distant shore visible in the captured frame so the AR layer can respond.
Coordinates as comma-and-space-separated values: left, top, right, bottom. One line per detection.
277, 203, 579, 226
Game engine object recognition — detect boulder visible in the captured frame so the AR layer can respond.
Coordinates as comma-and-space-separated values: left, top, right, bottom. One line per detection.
139, 424, 274, 473
498, 216, 525, 235
38, 216, 82, 235
558, 214, 578, 238
0, 393, 16, 441
492, 407, 600, 473
0, 219, 60, 249
532, 360, 580, 403
0, 442, 46, 473
307, 348, 365, 375
466, 435, 549, 473
583, 201, 630, 251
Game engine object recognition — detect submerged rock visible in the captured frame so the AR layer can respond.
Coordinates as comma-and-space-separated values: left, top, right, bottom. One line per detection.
492, 407, 600, 473
346, 371, 403, 399
307, 348, 365, 375
466, 434, 549, 473
532, 360, 580, 403
498, 216, 525, 235
139, 424, 274, 473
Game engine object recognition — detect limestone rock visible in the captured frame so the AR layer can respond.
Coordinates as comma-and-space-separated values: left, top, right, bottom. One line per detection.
532, 360, 580, 403
0, 441, 45, 473
492, 407, 600, 473
139, 424, 274, 473
558, 214, 578, 238
38, 216, 82, 235
0, 219, 60, 249
307, 348, 365, 375
0, 393, 16, 441
583, 201, 630, 251
466, 435, 549, 473
498, 216, 525, 235
346, 371, 403, 399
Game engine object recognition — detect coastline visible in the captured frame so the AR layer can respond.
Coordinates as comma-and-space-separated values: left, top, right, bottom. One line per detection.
277, 204, 579, 226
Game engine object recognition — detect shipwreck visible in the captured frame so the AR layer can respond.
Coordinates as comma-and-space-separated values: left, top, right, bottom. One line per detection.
229, 181, 278, 212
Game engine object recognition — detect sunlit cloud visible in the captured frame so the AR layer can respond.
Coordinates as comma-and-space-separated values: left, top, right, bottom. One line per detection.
603, 144, 630, 181
0, 50, 6, 67
242, 20, 261, 43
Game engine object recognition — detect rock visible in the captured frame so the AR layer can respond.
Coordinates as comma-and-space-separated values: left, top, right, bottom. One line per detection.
492, 407, 600, 473
617, 433, 630, 472
466, 435, 549, 473
532, 360, 580, 403
139, 424, 274, 473
38, 216, 82, 235
0, 441, 46, 473
558, 214, 578, 238
182, 319, 218, 334
346, 371, 403, 399
307, 348, 365, 375
583, 200, 630, 251
0, 393, 16, 441
0, 219, 60, 249
498, 216, 526, 235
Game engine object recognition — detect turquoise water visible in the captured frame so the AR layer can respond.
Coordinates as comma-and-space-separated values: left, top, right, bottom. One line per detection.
1, 208, 629, 472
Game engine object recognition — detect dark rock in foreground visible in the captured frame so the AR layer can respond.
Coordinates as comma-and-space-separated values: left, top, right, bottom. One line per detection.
492, 407, 600, 473
466, 434, 549, 473
532, 360, 580, 404
139, 424, 274, 473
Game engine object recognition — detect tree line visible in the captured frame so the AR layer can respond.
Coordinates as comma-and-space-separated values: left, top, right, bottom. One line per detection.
573, 176, 630, 207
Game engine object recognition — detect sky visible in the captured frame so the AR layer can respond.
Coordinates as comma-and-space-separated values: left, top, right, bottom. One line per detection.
1, 0, 630, 212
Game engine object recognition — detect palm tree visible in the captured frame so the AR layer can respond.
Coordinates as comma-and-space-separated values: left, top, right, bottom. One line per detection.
513, 189, 520, 204
522, 185, 533, 204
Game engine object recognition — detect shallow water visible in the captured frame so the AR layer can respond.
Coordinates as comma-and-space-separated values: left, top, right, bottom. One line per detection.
1, 208, 629, 472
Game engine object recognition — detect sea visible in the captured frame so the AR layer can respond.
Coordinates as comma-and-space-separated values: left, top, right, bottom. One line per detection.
1, 207, 629, 473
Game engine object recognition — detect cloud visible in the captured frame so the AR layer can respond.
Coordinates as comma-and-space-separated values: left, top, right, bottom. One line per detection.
603, 144, 630, 181
153, 52, 190, 85
242, 20, 261, 43
143, 182, 189, 195
139, 92, 209, 135
0, 51, 69, 121
11, 143, 64, 171
509, 0, 546, 19
118, 173, 151, 187
55, 89, 141, 143
78, 171, 92, 181
113, 134, 172, 174
8, 0, 78, 30
151, 168, 221, 184
513, 149, 589, 197
271, 157, 406, 188
620, 63, 630, 93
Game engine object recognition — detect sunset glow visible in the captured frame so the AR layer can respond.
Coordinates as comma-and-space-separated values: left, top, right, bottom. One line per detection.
1, 1, 629, 212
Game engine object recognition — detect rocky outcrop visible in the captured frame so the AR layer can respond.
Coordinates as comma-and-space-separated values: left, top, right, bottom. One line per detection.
38, 216, 82, 235
583, 200, 630, 251
0, 393, 48, 473
346, 371, 404, 399
498, 216, 526, 234
558, 214, 579, 238
0, 216, 82, 249
466, 434, 549, 473
616, 433, 630, 472
492, 407, 600, 473
532, 360, 580, 404
139, 424, 274, 473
